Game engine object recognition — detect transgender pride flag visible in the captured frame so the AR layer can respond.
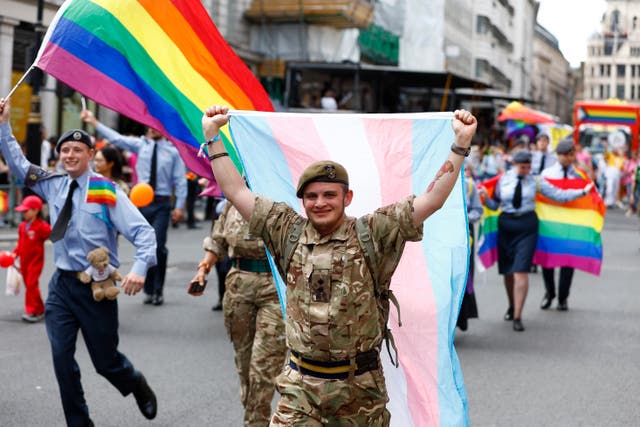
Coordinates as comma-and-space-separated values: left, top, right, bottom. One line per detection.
228, 111, 470, 427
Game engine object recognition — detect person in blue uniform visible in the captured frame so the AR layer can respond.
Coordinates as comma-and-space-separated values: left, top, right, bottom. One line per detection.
540, 139, 589, 311
81, 109, 186, 306
0, 99, 158, 427
479, 150, 592, 332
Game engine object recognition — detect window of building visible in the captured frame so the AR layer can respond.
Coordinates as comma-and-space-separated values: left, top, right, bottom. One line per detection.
617, 84, 625, 99
607, 64, 612, 76
476, 16, 490, 34
600, 64, 605, 76
606, 85, 611, 98
617, 64, 626, 77
591, 86, 595, 99
632, 85, 635, 99
633, 65, 636, 77
600, 84, 604, 98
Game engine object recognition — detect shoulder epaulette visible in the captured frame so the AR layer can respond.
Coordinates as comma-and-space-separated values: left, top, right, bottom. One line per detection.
24, 165, 67, 187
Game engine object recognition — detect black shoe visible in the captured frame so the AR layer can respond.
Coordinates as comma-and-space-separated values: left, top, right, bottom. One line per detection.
513, 318, 525, 332
86, 419, 94, 427
211, 303, 222, 311
457, 317, 468, 331
143, 294, 154, 305
152, 294, 164, 306
540, 293, 554, 310
557, 301, 568, 311
187, 223, 201, 230
133, 373, 157, 420
504, 307, 514, 321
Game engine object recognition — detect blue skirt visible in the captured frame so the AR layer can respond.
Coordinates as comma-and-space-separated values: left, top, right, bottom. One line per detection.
497, 211, 538, 274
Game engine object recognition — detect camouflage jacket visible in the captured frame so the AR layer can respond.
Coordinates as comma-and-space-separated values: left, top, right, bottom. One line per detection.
203, 202, 267, 260
249, 195, 423, 361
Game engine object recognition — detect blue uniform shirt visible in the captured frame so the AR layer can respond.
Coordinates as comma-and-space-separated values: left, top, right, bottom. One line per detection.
0, 123, 157, 275
486, 169, 585, 214
541, 162, 583, 180
96, 123, 187, 209
531, 150, 557, 175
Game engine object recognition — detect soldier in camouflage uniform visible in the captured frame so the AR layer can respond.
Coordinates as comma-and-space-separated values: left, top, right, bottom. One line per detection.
191, 202, 286, 427
200, 106, 477, 425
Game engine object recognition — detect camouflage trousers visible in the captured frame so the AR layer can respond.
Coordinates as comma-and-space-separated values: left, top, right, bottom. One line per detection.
223, 268, 287, 427
270, 364, 390, 426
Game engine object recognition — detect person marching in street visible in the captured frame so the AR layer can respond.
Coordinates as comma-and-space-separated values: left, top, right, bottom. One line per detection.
201, 105, 477, 425
190, 201, 286, 427
81, 109, 186, 306
531, 133, 557, 176
457, 163, 483, 331
1, 99, 158, 427
13, 195, 51, 323
479, 150, 593, 332
540, 139, 591, 311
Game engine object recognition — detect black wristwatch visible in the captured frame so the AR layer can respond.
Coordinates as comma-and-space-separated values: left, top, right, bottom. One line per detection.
450, 143, 471, 157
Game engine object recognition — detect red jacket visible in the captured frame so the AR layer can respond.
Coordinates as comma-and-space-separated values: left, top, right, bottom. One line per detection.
14, 218, 51, 280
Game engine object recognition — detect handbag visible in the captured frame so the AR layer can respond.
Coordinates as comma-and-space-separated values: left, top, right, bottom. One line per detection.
5, 265, 23, 296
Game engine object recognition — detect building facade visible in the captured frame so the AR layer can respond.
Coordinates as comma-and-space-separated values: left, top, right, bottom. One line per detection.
532, 24, 572, 123
584, 0, 640, 102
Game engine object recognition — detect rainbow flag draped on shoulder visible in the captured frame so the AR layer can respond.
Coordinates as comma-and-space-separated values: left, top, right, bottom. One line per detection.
477, 174, 605, 275
33, 0, 273, 181
229, 111, 469, 427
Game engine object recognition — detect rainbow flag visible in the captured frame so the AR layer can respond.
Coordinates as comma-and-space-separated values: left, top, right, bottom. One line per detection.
33, 0, 273, 182
476, 175, 501, 270
476, 175, 605, 276
229, 111, 469, 427
86, 177, 117, 206
533, 178, 605, 275
576, 106, 637, 125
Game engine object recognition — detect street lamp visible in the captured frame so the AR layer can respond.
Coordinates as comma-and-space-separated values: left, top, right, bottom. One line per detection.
24, 0, 45, 169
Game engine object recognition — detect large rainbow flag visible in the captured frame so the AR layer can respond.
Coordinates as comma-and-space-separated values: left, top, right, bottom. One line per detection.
229, 111, 470, 427
477, 175, 604, 275
33, 0, 273, 181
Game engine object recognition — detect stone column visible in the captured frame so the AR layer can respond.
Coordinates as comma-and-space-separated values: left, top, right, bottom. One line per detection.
0, 17, 20, 98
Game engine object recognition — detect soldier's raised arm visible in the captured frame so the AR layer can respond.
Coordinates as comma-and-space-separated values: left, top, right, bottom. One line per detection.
202, 106, 255, 221
411, 109, 477, 225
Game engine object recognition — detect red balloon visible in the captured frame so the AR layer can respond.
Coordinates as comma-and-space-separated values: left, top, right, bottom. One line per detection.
0, 251, 15, 268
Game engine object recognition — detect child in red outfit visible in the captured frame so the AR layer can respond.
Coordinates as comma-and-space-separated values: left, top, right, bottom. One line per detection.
13, 195, 51, 322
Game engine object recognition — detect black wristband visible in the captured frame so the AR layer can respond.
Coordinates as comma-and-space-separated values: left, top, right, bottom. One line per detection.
209, 152, 229, 161
450, 143, 471, 157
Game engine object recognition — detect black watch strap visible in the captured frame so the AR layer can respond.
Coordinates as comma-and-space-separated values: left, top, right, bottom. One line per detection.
450, 143, 471, 157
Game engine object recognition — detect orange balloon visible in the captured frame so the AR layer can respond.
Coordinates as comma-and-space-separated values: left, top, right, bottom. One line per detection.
129, 183, 154, 207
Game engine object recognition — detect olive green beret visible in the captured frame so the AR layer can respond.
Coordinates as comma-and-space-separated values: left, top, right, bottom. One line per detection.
296, 160, 349, 198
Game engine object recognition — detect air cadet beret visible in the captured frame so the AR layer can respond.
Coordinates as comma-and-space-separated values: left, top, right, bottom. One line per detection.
56, 129, 93, 152
296, 160, 349, 198
512, 149, 532, 164
556, 139, 576, 154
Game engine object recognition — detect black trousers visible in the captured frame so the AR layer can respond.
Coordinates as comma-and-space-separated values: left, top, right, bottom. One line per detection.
542, 267, 575, 302
45, 270, 140, 426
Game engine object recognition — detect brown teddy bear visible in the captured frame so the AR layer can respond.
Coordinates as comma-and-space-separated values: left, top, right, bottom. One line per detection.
79, 247, 122, 302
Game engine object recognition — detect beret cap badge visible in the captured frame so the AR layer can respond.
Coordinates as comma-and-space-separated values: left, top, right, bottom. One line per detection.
325, 165, 336, 179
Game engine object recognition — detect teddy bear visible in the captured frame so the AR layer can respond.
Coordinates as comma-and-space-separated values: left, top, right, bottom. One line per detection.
78, 247, 122, 302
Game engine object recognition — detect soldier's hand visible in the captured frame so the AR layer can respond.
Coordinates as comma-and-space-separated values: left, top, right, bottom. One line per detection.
451, 109, 477, 148
202, 105, 230, 138
188, 270, 207, 297
0, 98, 10, 124
121, 272, 145, 296
172, 207, 184, 224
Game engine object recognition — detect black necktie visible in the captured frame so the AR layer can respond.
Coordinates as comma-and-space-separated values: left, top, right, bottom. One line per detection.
50, 180, 79, 242
563, 166, 568, 179
512, 176, 523, 209
149, 141, 157, 189
539, 154, 546, 174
